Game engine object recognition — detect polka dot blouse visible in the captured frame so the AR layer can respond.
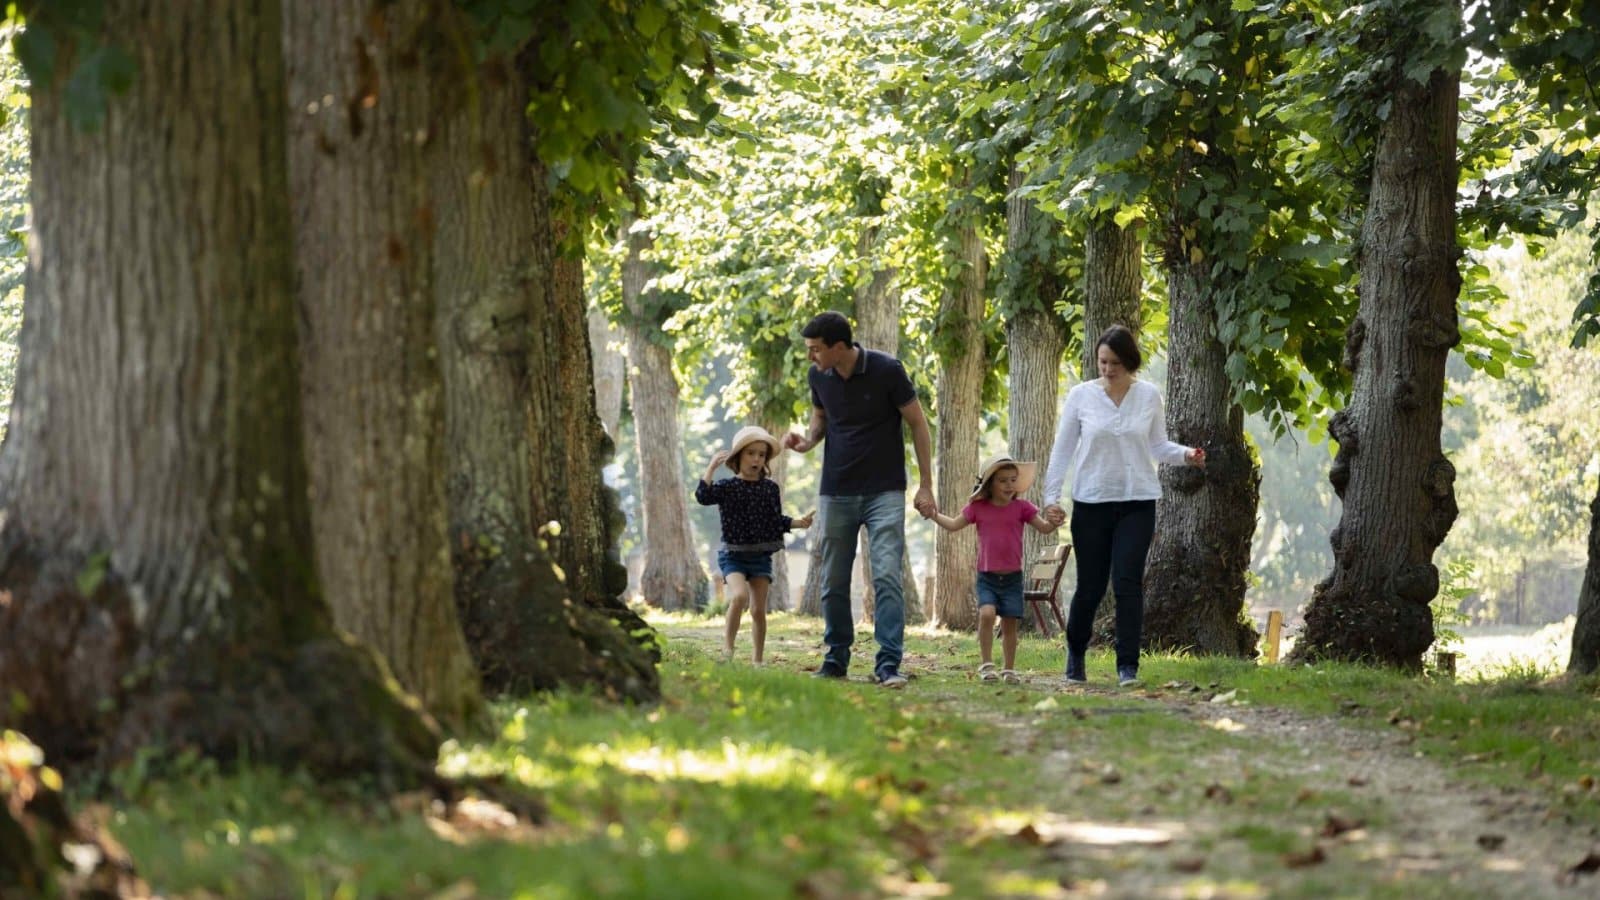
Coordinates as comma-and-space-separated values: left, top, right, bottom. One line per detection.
695, 477, 793, 552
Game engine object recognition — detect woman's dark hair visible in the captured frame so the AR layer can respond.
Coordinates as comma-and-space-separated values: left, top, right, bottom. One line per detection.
1095, 324, 1142, 373
801, 311, 853, 347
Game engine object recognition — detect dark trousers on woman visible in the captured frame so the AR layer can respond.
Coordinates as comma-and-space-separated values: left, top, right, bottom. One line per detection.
1066, 499, 1156, 670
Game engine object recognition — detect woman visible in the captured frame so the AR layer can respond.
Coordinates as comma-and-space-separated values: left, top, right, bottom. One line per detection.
1041, 325, 1205, 687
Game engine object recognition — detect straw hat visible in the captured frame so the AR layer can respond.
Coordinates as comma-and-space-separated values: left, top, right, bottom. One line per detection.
969, 454, 1037, 500
727, 425, 782, 475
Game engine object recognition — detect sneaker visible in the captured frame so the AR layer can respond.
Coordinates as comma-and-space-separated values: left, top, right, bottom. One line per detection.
1001, 669, 1022, 685
978, 662, 999, 682
1117, 666, 1140, 687
1064, 651, 1087, 684
812, 666, 847, 680
877, 670, 909, 689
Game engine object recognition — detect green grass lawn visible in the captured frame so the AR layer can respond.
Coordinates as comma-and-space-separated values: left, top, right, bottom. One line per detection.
101, 611, 1600, 898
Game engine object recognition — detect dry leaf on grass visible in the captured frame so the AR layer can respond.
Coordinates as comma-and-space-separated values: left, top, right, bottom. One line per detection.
1282, 844, 1327, 868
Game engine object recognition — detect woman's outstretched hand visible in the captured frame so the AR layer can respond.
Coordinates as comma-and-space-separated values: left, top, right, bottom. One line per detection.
1186, 447, 1207, 468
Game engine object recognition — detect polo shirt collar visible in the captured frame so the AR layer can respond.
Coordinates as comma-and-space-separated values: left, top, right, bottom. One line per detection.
831, 343, 867, 378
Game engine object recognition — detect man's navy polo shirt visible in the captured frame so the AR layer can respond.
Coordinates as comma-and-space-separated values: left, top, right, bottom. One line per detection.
808, 344, 917, 496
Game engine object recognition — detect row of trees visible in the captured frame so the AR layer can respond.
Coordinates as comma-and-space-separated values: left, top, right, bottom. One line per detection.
595, 0, 1600, 671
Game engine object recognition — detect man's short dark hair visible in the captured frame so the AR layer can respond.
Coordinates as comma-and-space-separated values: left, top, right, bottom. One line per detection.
802, 311, 853, 347
1096, 324, 1143, 373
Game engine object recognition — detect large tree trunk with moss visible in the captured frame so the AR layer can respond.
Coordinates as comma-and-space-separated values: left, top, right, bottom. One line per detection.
931, 198, 987, 632
536, 206, 655, 653
0, 0, 437, 778
286, 0, 482, 725
621, 215, 709, 611
425, 52, 657, 699
1142, 260, 1259, 657
1293, 46, 1461, 669
1004, 166, 1074, 576
1569, 475, 1600, 674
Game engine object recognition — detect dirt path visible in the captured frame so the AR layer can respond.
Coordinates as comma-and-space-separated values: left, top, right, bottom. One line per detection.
952, 673, 1600, 898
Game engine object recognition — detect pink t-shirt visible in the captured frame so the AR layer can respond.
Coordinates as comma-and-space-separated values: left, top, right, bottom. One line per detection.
961, 498, 1039, 574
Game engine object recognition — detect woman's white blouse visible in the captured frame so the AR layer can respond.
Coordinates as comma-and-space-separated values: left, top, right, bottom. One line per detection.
1041, 379, 1192, 506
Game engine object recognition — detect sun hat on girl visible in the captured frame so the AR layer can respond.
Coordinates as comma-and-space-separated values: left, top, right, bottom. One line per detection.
727, 425, 782, 474
969, 454, 1038, 500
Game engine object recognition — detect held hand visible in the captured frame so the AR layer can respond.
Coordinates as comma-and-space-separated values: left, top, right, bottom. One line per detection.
1043, 504, 1066, 526
1187, 447, 1207, 469
913, 487, 937, 519
793, 510, 815, 529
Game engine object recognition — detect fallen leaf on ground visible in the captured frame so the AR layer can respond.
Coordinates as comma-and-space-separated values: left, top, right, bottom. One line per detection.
1476, 834, 1505, 851
1170, 856, 1206, 873
1346, 775, 1369, 787
1320, 812, 1364, 838
1556, 849, 1600, 886
1204, 783, 1233, 804
1209, 689, 1237, 704
1282, 844, 1327, 868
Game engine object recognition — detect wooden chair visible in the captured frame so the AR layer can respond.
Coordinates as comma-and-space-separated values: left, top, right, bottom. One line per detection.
1022, 543, 1071, 636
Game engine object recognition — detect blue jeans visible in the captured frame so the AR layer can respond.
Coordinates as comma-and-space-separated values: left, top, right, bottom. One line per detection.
817, 491, 906, 677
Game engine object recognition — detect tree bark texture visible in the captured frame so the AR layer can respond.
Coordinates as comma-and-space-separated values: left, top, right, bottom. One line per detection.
535, 207, 652, 648
931, 206, 987, 632
1143, 262, 1259, 657
0, 0, 437, 778
1568, 474, 1600, 674
621, 216, 709, 611
428, 54, 657, 699
1294, 59, 1462, 668
1004, 166, 1074, 574
286, 0, 482, 726
1081, 218, 1143, 381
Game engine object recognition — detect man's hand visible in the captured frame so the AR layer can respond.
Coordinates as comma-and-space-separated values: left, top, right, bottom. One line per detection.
784, 431, 817, 453
1186, 447, 1207, 469
1043, 504, 1066, 527
913, 486, 936, 519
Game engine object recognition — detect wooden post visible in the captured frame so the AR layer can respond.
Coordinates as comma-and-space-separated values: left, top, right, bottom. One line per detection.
1263, 610, 1283, 664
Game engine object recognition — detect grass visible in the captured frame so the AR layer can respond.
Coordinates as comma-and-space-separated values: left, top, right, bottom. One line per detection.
95, 611, 1600, 898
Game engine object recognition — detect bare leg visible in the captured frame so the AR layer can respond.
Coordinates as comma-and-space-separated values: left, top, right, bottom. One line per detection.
1001, 617, 1019, 671
978, 605, 997, 665
723, 573, 750, 659
748, 577, 771, 664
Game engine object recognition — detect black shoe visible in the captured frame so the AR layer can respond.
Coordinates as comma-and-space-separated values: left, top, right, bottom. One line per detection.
1117, 666, 1140, 687
812, 666, 846, 680
1064, 651, 1087, 684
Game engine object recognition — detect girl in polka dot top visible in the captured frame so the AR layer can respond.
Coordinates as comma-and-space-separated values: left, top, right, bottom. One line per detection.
696, 426, 814, 665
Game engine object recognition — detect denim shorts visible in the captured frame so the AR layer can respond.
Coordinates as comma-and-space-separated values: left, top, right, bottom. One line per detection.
717, 548, 774, 581
976, 570, 1024, 619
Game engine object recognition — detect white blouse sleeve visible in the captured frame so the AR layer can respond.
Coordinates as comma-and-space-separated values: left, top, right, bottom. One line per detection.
1042, 389, 1081, 506
1146, 389, 1192, 466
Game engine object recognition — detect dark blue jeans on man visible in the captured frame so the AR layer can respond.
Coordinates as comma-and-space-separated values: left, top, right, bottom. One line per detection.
1066, 499, 1157, 671
816, 491, 905, 679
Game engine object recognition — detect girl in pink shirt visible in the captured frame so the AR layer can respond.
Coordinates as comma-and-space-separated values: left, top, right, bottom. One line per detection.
927, 454, 1061, 683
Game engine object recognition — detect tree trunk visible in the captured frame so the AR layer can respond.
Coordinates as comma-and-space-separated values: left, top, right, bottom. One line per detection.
535, 208, 655, 657
1142, 261, 1259, 656
0, 0, 437, 778
588, 305, 627, 441
428, 55, 657, 698
286, 0, 482, 726
1005, 166, 1074, 576
621, 214, 709, 611
1294, 45, 1462, 668
1081, 218, 1143, 381
931, 199, 987, 631
1568, 474, 1600, 674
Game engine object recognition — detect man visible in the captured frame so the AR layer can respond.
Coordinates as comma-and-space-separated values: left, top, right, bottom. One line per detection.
784, 311, 935, 688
